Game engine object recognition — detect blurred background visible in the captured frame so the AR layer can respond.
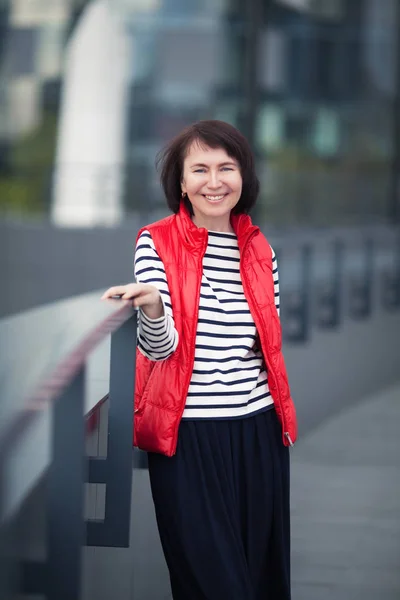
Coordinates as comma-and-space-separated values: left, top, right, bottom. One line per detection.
0, 0, 399, 599
1, 0, 399, 315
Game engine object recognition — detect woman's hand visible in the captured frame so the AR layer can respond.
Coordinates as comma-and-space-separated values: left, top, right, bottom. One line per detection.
101, 283, 164, 319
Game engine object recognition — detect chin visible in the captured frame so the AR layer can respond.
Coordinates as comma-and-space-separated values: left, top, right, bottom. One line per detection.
205, 205, 231, 216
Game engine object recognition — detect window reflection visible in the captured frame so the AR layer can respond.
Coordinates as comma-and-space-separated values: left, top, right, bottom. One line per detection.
257, 0, 398, 225
0, 0, 398, 226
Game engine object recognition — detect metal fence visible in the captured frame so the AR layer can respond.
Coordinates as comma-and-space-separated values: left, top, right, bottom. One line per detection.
0, 293, 136, 599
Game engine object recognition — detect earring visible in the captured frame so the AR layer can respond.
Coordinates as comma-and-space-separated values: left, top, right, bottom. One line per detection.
181, 192, 187, 199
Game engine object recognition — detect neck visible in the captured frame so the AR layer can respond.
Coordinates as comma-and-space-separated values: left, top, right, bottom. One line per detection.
192, 213, 234, 233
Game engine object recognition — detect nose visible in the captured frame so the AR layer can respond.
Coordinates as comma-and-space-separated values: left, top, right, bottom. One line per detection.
207, 170, 222, 190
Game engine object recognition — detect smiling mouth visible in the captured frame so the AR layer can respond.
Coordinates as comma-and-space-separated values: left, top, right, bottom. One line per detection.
203, 194, 227, 202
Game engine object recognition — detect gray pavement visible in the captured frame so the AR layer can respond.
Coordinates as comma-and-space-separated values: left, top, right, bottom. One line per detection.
291, 384, 400, 600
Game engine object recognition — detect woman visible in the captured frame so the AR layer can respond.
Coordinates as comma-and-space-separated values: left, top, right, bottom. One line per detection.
102, 120, 297, 600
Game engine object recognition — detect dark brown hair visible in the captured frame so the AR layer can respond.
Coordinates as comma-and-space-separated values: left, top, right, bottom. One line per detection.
156, 120, 260, 214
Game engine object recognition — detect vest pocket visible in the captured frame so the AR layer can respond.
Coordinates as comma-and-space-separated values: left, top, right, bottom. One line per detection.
135, 362, 158, 414
144, 361, 162, 399
268, 301, 282, 352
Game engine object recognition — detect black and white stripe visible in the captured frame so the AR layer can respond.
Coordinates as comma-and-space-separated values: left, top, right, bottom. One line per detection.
134, 230, 280, 419
134, 231, 178, 360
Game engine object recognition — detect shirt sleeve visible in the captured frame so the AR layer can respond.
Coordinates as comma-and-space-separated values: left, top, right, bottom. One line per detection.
134, 230, 179, 360
270, 246, 280, 317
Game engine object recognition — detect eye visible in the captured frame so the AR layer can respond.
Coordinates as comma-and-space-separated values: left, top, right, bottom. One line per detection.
221, 167, 233, 171
194, 168, 206, 173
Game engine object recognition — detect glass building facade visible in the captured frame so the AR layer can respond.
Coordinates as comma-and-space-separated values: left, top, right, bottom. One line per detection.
0, 0, 399, 227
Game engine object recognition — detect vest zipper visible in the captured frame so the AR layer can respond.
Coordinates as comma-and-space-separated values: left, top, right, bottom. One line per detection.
284, 432, 294, 447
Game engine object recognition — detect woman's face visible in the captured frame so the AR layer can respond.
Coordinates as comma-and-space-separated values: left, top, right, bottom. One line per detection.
181, 142, 243, 231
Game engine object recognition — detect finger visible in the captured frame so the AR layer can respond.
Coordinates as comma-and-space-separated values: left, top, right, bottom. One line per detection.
101, 287, 117, 299
121, 284, 150, 300
121, 289, 140, 300
101, 286, 125, 300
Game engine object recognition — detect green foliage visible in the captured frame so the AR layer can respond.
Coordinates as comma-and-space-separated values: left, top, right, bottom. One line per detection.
0, 111, 58, 216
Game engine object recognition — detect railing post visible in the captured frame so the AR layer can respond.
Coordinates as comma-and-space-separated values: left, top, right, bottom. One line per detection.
348, 239, 373, 320
86, 314, 136, 547
0, 472, 15, 600
316, 240, 343, 329
382, 235, 400, 311
22, 367, 86, 599
47, 367, 86, 600
282, 244, 312, 343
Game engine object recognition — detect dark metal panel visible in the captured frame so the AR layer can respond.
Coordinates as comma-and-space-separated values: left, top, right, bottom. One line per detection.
348, 239, 373, 320
21, 367, 86, 599
133, 447, 148, 470
86, 315, 136, 548
0, 516, 18, 599
381, 235, 400, 311
282, 244, 312, 343
88, 456, 108, 483
316, 240, 343, 329
47, 367, 86, 600
21, 561, 47, 595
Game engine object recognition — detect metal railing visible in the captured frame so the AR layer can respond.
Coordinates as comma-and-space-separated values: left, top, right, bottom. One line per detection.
277, 227, 400, 342
0, 225, 399, 599
0, 292, 136, 599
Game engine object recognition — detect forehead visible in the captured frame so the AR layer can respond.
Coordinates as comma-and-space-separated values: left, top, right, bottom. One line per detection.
183, 141, 237, 166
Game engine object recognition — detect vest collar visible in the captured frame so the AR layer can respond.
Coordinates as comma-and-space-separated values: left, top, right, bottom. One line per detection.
176, 201, 259, 251
176, 201, 207, 251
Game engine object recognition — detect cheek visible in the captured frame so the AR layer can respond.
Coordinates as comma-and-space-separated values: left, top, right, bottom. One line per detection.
233, 177, 243, 195
185, 175, 200, 192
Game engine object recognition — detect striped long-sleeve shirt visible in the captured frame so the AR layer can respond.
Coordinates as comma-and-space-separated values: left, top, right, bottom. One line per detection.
134, 230, 280, 420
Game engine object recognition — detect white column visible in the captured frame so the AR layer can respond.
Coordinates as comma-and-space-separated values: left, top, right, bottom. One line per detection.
51, 0, 130, 227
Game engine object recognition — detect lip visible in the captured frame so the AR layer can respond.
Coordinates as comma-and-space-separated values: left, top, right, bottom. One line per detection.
202, 194, 228, 204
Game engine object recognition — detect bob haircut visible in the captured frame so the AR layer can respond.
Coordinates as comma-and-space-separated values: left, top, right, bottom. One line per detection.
156, 120, 260, 215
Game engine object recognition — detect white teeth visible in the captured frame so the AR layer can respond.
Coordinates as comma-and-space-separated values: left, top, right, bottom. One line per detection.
205, 195, 225, 200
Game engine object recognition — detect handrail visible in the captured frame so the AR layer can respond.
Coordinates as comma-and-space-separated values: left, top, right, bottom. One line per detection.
0, 291, 137, 599
0, 291, 134, 453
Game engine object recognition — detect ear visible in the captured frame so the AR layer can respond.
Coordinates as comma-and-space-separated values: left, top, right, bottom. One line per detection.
181, 180, 187, 195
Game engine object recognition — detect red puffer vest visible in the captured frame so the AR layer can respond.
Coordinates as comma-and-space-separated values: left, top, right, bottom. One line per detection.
133, 203, 297, 456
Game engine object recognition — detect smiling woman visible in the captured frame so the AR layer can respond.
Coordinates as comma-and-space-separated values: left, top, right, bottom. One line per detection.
180, 144, 243, 232
101, 120, 297, 600
157, 119, 260, 218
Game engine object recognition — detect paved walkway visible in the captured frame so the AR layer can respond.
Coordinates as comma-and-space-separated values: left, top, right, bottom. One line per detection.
291, 384, 400, 600
81, 384, 400, 600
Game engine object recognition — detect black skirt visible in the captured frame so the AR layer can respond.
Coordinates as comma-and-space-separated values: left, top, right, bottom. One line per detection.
148, 408, 291, 600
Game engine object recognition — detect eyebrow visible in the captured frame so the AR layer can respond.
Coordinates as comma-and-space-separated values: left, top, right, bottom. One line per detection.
190, 161, 237, 169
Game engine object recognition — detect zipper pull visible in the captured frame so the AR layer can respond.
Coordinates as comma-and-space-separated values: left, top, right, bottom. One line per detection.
284, 432, 294, 447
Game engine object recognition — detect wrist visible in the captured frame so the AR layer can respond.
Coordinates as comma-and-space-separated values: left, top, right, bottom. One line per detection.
140, 295, 164, 321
